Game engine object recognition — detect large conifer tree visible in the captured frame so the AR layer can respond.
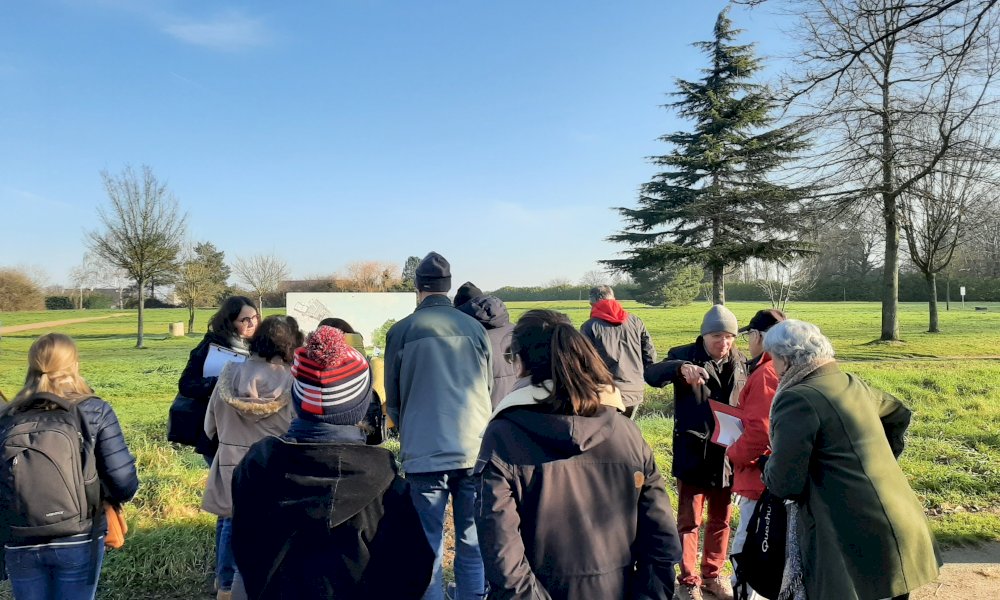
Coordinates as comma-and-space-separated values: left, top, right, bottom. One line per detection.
606, 9, 809, 304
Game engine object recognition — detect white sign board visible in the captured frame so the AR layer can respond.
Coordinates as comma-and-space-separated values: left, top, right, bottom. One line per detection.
286, 292, 415, 349
960, 286, 966, 296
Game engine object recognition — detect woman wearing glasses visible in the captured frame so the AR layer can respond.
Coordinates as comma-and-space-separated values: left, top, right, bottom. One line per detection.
475, 310, 681, 600
176, 295, 258, 598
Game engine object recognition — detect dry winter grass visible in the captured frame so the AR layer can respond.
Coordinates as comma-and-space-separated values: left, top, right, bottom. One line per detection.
0, 301, 997, 598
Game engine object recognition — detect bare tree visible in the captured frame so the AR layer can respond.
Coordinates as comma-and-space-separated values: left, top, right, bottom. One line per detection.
88, 165, 187, 348
232, 253, 290, 312
342, 261, 400, 292
0, 267, 45, 311
899, 129, 998, 331
750, 0, 1000, 340
579, 269, 611, 288
175, 245, 227, 333
751, 257, 817, 311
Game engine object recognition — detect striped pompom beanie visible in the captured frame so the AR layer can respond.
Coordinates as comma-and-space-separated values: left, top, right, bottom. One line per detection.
291, 326, 372, 425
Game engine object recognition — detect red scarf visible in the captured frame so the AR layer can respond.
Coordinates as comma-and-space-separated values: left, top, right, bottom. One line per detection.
590, 299, 628, 324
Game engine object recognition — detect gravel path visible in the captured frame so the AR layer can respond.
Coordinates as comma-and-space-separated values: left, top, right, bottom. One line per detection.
911, 543, 1000, 600
0, 313, 129, 335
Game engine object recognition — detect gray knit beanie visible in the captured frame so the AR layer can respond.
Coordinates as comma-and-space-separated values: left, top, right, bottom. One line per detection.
701, 304, 738, 336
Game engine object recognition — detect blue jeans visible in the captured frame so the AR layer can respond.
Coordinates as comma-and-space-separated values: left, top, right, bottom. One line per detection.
5, 539, 105, 600
407, 469, 486, 600
216, 516, 237, 591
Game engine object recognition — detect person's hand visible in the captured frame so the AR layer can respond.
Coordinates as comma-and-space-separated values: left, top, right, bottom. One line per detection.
756, 454, 770, 471
680, 363, 709, 386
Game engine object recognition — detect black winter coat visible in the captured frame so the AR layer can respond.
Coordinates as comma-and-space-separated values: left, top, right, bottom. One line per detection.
231, 437, 434, 599
458, 296, 517, 408
177, 331, 232, 456
644, 339, 746, 489
475, 403, 681, 600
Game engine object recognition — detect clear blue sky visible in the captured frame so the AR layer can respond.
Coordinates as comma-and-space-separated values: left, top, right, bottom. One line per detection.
1, 1, 789, 291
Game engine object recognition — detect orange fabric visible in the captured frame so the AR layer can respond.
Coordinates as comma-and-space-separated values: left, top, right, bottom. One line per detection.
104, 503, 128, 549
726, 353, 779, 500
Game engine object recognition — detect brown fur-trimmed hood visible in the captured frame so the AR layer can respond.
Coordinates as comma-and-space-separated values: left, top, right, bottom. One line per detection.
217, 357, 293, 417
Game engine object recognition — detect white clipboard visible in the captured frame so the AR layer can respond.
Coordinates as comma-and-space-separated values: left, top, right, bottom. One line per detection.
202, 343, 248, 378
709, 400, 745, 447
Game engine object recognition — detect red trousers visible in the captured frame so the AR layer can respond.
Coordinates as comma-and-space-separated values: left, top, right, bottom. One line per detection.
676, 479, 733, 585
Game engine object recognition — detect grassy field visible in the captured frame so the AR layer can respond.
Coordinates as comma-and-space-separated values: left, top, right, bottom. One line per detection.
0, 301, 998, 598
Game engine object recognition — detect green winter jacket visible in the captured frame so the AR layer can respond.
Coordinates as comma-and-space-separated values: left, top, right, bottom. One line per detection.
764, 363, 940, 600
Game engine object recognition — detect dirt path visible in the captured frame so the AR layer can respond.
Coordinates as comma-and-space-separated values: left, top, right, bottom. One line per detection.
0, 313, 129, 335
911, 543, 1000, 600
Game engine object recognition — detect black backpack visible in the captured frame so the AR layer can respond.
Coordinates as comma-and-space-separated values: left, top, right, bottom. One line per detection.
732, 489, 788, 600
0, 393, 102, 545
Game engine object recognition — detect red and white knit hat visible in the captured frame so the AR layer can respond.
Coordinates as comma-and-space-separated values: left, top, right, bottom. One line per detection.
290, 326, 372, 425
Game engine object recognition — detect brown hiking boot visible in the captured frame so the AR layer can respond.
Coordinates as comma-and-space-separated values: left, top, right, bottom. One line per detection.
677, 582, 704, 600
701, 577, 734, 600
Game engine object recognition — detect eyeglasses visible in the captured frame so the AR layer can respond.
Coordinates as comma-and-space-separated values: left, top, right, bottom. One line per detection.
503, 347, 518, 364
237, 314, 259, 326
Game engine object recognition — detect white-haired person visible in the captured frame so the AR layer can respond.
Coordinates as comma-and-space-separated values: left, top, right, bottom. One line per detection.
762, 320, 940, 600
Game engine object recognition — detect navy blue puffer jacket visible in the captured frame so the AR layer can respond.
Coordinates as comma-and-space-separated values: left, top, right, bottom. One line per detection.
78, 396, 140, 504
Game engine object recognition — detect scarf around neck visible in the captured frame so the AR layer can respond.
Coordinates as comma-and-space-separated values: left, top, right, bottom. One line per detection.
772, 357, 833, 600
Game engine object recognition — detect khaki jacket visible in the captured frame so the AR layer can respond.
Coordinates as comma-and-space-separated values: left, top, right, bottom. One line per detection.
203, 357, 293, 517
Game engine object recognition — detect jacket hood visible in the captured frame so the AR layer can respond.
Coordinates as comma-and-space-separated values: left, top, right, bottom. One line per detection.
217, 358, 292, 417
590, 299, 628, 325
458, 295, 511, 329
271, 442, 397, 529
500, 402, 619, 457
489, 380, 625, 423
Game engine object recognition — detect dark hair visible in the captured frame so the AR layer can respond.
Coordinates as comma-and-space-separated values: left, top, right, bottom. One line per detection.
249, 316, 302, 363
317, 317, 356, 334
209, 296, 257, 338
511, 310, 613, 416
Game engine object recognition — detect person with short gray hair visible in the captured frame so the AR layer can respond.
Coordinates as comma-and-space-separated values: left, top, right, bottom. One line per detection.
762, 319, 939, 600
644, 304, 746, 600
580, 285, 656, 419
588, 285, 615, 304
761, 319, 834, 370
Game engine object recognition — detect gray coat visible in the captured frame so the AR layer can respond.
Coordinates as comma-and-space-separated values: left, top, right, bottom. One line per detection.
581, 308, 656, 407
385, 294, 493, 474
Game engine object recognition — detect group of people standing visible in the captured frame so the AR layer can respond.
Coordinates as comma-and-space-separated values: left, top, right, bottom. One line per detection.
0, 250, 942, 600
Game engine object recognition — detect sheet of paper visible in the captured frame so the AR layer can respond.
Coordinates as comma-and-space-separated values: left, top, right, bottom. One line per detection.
709, 399, 745, 447
202, 343, 248, 378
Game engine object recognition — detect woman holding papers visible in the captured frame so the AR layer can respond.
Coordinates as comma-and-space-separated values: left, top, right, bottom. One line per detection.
763, 320, 938, 600
203, 315, 302, 600
176, 295, 258, 598
725, 309, 784, 600
475, 310, 681, 600
177, 296, 259, 461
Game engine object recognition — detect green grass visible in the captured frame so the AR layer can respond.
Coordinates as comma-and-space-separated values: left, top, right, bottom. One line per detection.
0, 302, 997, 598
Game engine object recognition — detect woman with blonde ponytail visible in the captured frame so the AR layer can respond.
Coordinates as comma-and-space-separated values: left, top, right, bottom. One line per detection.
2, 333, 139, 600
474, 310, 681, 599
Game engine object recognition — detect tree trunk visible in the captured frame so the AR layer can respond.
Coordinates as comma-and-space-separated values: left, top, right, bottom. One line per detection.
257, 294, 264, 316
188, 303, 196, 334
712, 265, 725, 305
926, 272, 940, 333
879, 72, 900, 341
881, 195, 901, 341
136, 277, 146, 349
